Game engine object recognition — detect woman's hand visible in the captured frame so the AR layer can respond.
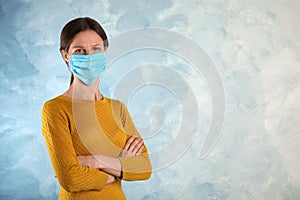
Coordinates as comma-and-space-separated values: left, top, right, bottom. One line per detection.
77, 155, 104, 169
106, 174, 117, 184
119, 135, 145, 158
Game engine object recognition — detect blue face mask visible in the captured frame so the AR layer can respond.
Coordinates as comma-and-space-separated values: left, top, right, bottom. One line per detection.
69, 52, 107, 85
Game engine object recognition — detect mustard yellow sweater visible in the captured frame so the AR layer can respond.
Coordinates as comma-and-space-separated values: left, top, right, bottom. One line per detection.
41, 95, 152, 200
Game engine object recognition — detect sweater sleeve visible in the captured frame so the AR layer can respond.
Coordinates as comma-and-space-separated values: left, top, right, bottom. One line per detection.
41, 101, 109, 192
117, 102, 152, 181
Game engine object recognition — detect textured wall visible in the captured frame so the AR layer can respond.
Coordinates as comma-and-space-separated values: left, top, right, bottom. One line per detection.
0, 0, 299, 199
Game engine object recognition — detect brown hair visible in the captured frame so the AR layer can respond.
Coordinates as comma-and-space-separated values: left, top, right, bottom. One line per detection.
59, 17, 109, 86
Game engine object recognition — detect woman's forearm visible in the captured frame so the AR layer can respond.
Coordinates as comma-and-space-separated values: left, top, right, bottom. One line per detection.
94, 155, 122, 178
77, 136, 146, 178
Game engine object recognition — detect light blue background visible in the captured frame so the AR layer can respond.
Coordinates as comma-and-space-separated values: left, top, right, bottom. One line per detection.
0, 0, 300, 199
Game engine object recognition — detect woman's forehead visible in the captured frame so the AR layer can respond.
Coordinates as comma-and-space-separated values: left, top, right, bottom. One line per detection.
70, 30, 104, 47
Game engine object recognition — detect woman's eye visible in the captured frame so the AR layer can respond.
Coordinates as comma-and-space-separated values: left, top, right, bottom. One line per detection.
93, 47, 102, 52
74, 49, 85, 54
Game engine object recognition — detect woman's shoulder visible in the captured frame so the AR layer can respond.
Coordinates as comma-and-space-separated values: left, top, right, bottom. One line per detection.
42, 95, 72, 112
105, 97, 127, 110
43, 95, 65, 105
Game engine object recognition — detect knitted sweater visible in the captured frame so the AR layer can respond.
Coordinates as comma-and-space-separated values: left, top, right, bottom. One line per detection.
41, 95, 152, 200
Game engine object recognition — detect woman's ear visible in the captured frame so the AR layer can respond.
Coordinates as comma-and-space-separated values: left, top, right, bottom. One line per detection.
61, 50, 70, 64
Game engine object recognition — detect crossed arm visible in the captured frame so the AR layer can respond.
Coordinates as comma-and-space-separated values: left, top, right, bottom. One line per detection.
42, 101, 151, 192
77, 135, 145, 184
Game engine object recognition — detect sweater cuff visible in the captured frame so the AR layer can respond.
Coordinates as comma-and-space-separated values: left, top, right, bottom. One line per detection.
118, 156, 152, 181
118, 158, 123, 180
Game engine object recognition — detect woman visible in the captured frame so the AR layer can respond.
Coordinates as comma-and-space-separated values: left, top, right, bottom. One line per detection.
41, 17, 152, 200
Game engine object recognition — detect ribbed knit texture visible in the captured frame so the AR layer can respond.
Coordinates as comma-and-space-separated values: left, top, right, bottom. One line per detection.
42, 95, 152, 200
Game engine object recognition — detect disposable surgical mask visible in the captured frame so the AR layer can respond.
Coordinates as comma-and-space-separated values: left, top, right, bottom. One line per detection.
69, 52, 107, 85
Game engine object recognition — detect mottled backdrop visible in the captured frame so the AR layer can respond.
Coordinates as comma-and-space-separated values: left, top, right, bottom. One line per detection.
0, 0, 299, 199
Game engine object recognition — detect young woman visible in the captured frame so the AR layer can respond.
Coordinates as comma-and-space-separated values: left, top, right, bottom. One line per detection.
41, 17, 152, 200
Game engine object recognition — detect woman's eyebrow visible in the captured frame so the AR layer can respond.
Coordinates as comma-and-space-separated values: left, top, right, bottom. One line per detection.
71, 44, 103, 49
72, 45, 85, 49
93, 43, 104, 47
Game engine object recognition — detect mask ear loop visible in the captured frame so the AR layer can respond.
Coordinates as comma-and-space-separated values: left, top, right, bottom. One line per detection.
100, 52, 108, 78
61, 50, 74, 87
65, 53, 73, 74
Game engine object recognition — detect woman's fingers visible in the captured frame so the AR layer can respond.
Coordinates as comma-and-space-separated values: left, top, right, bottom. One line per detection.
106, 174, 117, 184
128, 137, 144, 154
136, 144, 145, 156
123, 135, 136, 151
120, 135, 145, 157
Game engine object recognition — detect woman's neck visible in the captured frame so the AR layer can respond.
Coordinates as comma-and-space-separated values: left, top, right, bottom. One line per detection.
62, 79, 103, 101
